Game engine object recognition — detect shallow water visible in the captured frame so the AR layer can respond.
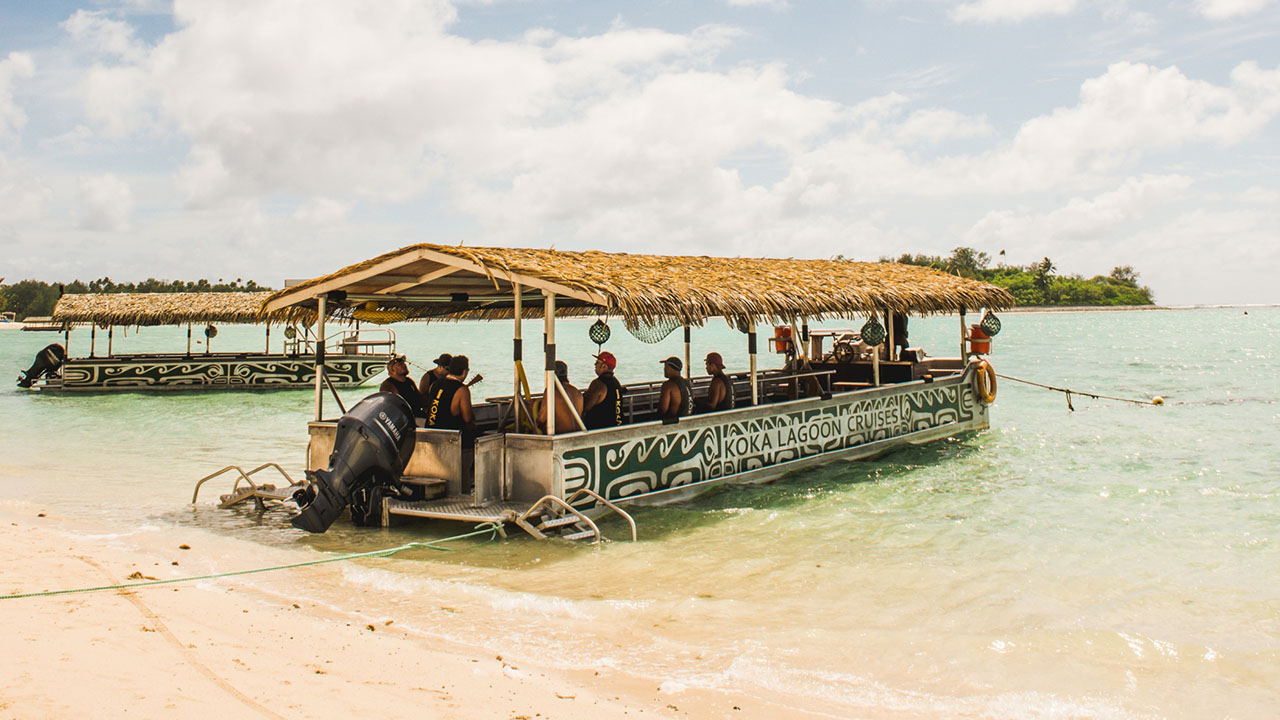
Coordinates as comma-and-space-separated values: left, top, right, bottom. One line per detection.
2, 307, 1277, 718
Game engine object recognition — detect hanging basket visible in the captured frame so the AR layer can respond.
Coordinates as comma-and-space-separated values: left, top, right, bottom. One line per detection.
980, 310, 1002, 337
204, 324, 218, 339
860, 316, 885, 346
589, 319, 611, 345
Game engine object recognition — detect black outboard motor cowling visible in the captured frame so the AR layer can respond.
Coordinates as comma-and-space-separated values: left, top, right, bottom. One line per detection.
291, 392, 417, 534
17, 343, 67, 388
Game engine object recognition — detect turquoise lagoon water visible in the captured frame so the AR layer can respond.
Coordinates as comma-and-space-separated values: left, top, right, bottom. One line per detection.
1, 307, 1277, 718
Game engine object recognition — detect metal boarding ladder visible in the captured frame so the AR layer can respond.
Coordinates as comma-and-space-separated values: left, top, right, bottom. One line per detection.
191, 463, 305, 511
514, 488, 637, 543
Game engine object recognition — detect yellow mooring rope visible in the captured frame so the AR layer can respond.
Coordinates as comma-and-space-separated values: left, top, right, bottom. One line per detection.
1, 522, 503, 601
995, 373, 1164, 411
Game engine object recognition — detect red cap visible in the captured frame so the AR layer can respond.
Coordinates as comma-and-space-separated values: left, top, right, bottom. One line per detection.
705, 352, 725, 369
593, 351, 617, 370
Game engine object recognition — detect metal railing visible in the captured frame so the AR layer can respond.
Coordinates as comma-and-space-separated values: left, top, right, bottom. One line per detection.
191, 463, 300, 504
284, 328, 396, 357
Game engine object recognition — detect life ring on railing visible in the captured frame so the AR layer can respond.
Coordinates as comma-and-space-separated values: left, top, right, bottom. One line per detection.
972, 359, 997, 404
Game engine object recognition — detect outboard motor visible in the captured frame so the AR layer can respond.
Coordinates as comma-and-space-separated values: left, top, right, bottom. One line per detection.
291, 392, 417, 533
17, 343, 67, 388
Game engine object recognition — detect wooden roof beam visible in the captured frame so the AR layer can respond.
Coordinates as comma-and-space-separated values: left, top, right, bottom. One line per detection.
375, 266, 462, 295
264, 248, 434, 312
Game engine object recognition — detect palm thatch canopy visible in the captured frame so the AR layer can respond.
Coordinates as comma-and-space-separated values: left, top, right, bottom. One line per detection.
264, 243, 1015, 327
53, 292, 297, 327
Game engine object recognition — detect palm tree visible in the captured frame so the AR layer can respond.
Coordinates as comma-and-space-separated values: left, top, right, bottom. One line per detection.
1034, 257, 1055, 293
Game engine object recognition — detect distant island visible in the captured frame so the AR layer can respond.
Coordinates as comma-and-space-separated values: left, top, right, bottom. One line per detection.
0, 277, 273, 320
878, 247, 1154, 307
1, 249, 1153, 320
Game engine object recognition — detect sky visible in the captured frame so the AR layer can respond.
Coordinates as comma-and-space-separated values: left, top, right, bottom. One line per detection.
0, 0, 1277, 306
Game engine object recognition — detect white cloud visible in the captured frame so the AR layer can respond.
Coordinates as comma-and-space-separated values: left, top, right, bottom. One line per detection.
0, 155, 51, 228
894, 109, 993, 145
963, 174, 1193, 248
1125, 206, 1280, 304
1195, 0, 1277, 20
723, 0, 789, 8
0, 52, 36, 142
959, 61, 1280, 192
61, 10, 149, 62
1240, 186, 1280, 204
78, 174, 135, 231
293, 197, 349, 224
952, 0, 1079, 24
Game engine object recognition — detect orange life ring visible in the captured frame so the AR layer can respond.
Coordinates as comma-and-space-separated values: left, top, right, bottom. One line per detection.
973, 359, 997, 404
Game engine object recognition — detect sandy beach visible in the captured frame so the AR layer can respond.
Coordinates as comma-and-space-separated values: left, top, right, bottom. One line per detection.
0, 501, 825, 720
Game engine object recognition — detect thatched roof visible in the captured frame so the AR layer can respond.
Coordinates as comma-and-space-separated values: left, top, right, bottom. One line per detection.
264, 243, 1015, 326
52, 292, 300, 327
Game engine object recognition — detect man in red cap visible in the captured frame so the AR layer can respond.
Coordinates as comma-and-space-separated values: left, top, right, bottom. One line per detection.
582, 351, 626, 429
695, 351, 735, 413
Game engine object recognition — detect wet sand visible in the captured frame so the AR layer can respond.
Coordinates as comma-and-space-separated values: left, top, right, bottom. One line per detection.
0, 501, 826, 720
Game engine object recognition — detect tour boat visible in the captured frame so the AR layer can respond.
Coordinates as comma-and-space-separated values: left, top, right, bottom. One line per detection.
16, 292, 395, 392
259, 244, 1012, 540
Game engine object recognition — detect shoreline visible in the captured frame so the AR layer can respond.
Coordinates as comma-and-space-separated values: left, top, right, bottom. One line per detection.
1002, 303, 1277, 314
0, 500, 838, 720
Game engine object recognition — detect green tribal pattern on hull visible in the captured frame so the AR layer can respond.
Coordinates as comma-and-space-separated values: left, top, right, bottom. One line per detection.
56, 356, 385, 390
560, 381, 981, 503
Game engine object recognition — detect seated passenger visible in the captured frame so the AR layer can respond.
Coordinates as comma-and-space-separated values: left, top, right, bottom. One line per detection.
379, 355, 428, 421
538, 360, 585, 434
425, 355, 478, 447
694, 352, 735, 413
418, 353, 451, 397
658, 356, 693, 420
583, 351, 626, 429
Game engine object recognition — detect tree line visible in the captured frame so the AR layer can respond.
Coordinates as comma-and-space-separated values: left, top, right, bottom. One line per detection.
0, 277, 273, 320
878, 248, 1154, 306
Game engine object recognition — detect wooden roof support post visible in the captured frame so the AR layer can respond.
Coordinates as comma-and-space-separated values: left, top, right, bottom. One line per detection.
265, 323, 271, 353
748, 325, 758, 406
684, 325, 691, 380
959, 307, 968, 367
314, 294, 327, 422
884, 310, 893, 362
544, 292, 556, 436
513, 282, 523, 432
108, 326, 114, 357
90, 325, 96, 358
186, 324, 192, 356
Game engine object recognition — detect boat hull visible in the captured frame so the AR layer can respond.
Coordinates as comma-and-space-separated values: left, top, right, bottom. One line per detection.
307, 365, 989, 514
35, 353, 388, 391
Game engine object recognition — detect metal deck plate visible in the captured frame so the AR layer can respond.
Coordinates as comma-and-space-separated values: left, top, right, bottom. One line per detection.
385, 499, 528, 523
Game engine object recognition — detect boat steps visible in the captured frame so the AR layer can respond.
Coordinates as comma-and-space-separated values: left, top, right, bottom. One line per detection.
381, 499, 529, 526
191, 463, 303, 512
513, 489, 638, 543
218, 483, 300, 509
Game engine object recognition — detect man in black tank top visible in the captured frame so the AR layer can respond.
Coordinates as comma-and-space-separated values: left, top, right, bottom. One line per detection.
418, 353, 451, 398
379, 355, 428, 419
583, 351, 626, 429
658, 356, 693, 420
426, 355, 477, 446
695, 351, 735, 413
